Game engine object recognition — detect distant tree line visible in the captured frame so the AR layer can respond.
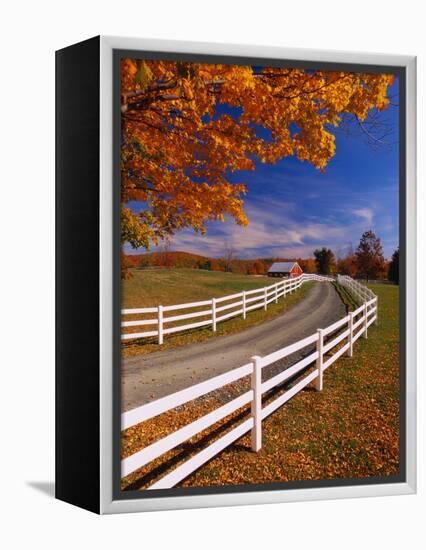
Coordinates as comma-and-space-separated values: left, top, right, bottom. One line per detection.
124, 230, 399, 284
314, 230, 399, 284
125, 249, 319, 276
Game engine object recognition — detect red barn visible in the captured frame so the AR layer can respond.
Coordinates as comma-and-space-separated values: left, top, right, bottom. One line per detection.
267, 261, 303, 278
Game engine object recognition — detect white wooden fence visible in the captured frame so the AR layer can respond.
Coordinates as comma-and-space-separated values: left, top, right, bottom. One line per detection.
122, 273, 333, 344
121, 277, 378, 489
337, 274, 376, 301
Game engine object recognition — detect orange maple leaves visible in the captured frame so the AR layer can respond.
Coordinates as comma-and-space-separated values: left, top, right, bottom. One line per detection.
120, 59, 393, 254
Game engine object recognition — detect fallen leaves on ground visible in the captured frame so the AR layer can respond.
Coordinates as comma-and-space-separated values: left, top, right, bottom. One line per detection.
121, 284, 399, 491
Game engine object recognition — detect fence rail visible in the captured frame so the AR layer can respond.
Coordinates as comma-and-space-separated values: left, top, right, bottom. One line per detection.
121, 273, 333, 344
121, 276, 378, 489
337, 274, 378, 326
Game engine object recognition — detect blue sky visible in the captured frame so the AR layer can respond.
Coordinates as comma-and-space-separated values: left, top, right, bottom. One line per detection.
126, 76, 399, 261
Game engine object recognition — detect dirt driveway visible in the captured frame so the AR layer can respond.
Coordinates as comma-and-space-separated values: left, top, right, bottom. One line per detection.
122, 281, 346, 411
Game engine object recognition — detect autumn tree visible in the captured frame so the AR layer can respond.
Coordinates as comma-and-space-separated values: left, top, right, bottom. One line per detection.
253, 260, 266, 275
355, 230, 386, 281
222, 241, 236, 272
138, 254, 153, 269
314, 247, 337, 275
337, 246, 358, 277
121, 59, 394, 276
121, 251, 133, 279
246, 263, 256, 275
388, 247, 399, 284
298, 258, 316, 274
154, 241, 174, 268
210, 258, 221, 272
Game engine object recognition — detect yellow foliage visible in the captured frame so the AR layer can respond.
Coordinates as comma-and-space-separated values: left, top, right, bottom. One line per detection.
120, 60, 394, 254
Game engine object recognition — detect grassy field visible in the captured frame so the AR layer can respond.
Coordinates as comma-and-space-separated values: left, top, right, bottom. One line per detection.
121, 283, 400, 490
122, 268, 314, 357
122, 267, 272, 308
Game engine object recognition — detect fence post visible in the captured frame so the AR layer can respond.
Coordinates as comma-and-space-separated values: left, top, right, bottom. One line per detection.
242, 291, 246, 320
348, 312, 354, 357
375, 297, 379, 325
275, 283, 278, 303
212, 298, 217, 332
264, 287, 267, 310
316, 328, 324, 391
250, 355, 262, 452
158, 305, 164, 345
363, 302, 368, 339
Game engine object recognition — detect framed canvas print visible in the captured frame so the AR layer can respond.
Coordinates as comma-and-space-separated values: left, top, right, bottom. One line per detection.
55, 36, 417, 514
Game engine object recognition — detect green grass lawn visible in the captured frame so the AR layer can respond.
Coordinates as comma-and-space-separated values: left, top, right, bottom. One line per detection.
121, 268, 314, 357
122, 267, 272, 308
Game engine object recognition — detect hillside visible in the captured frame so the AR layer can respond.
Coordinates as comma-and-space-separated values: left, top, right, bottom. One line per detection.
125, 250, 209, 270
124, 250, 316, 276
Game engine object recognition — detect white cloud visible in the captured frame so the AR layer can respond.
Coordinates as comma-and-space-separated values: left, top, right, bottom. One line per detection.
125, 192, 398, 259
352, 208, 374, 225
164, 201, 356, 259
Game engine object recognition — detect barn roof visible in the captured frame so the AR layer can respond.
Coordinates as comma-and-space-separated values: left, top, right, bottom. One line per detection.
268, 261, 298, 273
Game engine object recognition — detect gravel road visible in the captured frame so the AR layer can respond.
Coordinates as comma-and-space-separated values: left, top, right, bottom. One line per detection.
121, 281, 345, 411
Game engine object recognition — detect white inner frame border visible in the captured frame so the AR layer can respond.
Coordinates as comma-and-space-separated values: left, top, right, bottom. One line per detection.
99, 35, 417, 514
